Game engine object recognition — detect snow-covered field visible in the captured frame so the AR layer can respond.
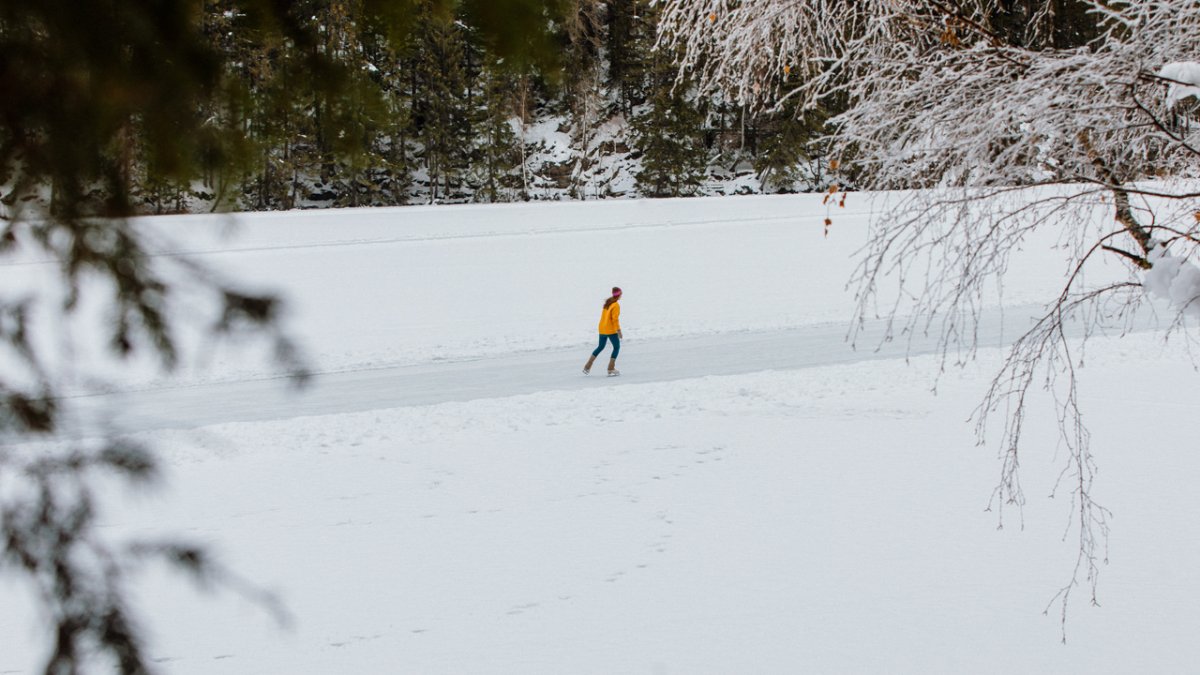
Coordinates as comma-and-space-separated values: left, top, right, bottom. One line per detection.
2, 194, 1199, 673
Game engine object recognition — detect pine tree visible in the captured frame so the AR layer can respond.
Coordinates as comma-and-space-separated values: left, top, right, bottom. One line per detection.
204, 1, 317, 210
365, 32, 417, 205
631, 6, 709, 198
604, 0, 652, 115
632, 87, 709, 197
559, 0, 607, 199
412, 1, 471, 202
753, 100, 831, 193
469, 61, 522, 202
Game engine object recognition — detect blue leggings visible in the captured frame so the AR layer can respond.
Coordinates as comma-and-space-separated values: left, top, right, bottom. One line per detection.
592, 333, 620, 359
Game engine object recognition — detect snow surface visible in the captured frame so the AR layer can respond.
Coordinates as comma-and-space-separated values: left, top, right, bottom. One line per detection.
2, 193, 1199, 673
0, 191, 1130, 394
1159, 61, 1200, 107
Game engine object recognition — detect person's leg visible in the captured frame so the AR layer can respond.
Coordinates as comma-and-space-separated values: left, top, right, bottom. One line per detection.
592, 334, 609, 357
585, 335, 607, 373
609, 334, 620, 359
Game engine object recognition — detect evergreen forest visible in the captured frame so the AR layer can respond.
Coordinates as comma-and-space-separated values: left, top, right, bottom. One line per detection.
3, 0, 838, 217
1, 0, 1117, 217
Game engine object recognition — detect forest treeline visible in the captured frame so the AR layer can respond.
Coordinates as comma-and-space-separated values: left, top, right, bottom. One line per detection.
84, 0, 835, 214
3, 0, 1109, 217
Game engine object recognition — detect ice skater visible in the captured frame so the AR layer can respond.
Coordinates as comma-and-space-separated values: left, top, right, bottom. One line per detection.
583, 286, 623, 376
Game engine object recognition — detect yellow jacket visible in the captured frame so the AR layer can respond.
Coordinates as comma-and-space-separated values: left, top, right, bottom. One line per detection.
598, 301, 621, 334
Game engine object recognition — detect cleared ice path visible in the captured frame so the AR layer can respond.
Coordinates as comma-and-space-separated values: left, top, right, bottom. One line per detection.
61, 302, 1160, 434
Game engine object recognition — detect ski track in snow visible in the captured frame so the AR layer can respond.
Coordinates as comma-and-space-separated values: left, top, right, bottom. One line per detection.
66, 300, 1159, 434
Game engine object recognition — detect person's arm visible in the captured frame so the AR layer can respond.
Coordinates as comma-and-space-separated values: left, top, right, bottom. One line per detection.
614, 304, 622, 338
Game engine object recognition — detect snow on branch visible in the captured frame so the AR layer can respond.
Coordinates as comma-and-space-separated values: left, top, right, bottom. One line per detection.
659, 0, 1200, 636
1145, 242, 1200, 318
1159, 62, 1200, 107
659, 0, 1200, 185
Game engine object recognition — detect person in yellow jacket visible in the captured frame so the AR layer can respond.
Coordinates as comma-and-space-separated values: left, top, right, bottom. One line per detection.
583, 286, 623, 376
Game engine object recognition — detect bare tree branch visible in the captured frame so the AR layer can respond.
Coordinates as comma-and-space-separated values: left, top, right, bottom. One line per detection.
660, 0, 1200, 635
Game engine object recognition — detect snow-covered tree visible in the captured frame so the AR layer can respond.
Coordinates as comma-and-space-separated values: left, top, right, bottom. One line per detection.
658, 0, 1200, 632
